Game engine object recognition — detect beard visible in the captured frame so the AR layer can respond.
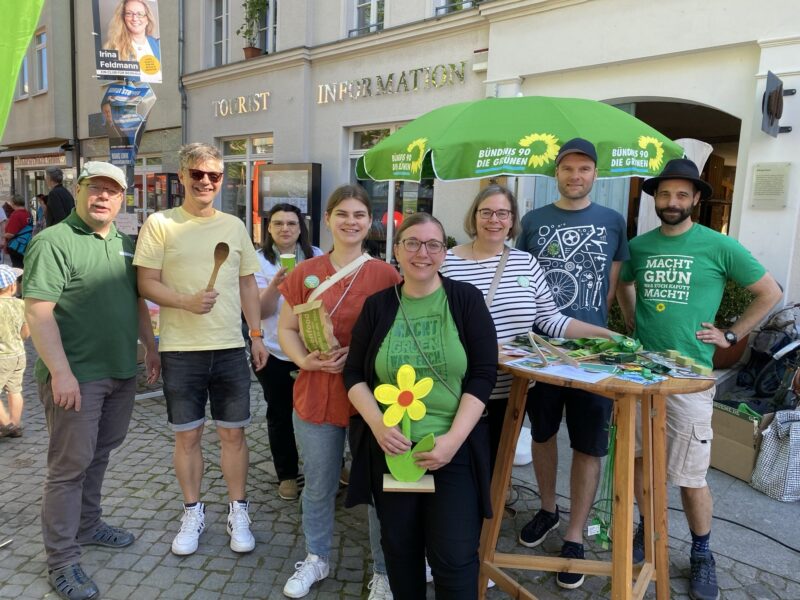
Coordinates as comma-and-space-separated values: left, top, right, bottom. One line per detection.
656, 206, 694, 226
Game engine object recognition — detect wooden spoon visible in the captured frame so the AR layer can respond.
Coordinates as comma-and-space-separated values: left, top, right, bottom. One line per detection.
206, 242, 230, 291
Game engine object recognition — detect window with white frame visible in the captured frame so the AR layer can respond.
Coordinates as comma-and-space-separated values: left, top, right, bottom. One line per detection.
434, 0, 477, 15
34, 31, 47, 92
211, 0, 229, 67
220, 135, 274, 240
16, 56, 29, 98
349, 0, 384, 37
350, 126, 435, 258
257, 1, 278, 54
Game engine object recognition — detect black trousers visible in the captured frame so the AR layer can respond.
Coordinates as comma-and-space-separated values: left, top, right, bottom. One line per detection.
254, 355, 299, 481
372, 443, 482, 600
8, 248, 24, 269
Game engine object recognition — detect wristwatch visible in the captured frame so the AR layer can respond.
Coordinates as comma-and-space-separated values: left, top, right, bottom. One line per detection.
724, 330, 738, 345
249, 329, 264, 339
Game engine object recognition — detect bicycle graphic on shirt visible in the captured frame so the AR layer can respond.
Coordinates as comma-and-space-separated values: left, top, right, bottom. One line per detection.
535, 224, 609, 312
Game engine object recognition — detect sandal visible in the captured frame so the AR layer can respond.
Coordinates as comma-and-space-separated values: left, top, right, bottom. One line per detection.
79, 523, 135, 548
5, 424, 22, 438
48, 563, 99, 600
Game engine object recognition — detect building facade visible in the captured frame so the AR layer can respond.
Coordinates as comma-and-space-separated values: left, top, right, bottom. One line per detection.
182, 0, 800, 299
1, 0, 183, 230
1, 1, 76, 202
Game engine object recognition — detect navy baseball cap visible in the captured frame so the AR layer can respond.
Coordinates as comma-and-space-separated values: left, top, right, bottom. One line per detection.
555, 138, 597, 165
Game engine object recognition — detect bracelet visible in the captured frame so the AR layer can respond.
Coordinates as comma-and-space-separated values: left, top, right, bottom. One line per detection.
249, 329, 264, 338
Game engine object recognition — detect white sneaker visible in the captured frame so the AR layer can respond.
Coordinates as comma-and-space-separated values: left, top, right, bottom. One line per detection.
283, 553, 330, 598
171, 502, 205, 555
227, 500, 255, 553
367, 572, 393, 600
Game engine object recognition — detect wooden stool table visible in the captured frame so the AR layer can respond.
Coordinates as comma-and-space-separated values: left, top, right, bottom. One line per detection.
478, 353, 715, 600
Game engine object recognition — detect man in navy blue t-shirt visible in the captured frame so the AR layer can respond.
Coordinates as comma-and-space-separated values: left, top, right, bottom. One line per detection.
515, 138, 629, 590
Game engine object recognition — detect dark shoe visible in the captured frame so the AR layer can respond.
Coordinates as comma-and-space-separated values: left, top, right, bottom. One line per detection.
556, 541, 585, 589
689, 550, 720, 600
632, 520, 645, 565
0, 423, 20, 438
48, 564, 99, 600
518, 507, 560, 548
79, 523, 135, 548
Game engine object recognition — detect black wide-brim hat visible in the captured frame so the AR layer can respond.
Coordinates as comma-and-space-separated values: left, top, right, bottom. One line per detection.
641, 158, 713, 200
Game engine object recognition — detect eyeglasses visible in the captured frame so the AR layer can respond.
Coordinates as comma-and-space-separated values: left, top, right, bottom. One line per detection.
270, 220, 300, 229
87, 184, 123, 199
188, 169, 224, 183
397, 238, 446, 254
476, 208, 512, 220
123, 10, 147, 19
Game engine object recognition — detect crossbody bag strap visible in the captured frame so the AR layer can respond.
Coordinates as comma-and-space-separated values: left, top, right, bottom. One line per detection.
484, 245, 510, 309
307, 253, 371, 302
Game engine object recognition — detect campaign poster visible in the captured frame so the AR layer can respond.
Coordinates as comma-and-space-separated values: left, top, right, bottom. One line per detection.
102, 82, 156, 165
92, 0, 162, 83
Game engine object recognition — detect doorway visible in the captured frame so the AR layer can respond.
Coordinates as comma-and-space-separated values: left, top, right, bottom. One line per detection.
626, 101, 741, 237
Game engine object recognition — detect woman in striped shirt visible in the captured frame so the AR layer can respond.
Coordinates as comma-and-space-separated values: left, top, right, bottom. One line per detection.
440, 184, 613, 465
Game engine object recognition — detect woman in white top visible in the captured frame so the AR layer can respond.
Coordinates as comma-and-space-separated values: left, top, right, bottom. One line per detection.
440, 184, 613, 465
253, 203, 322, 501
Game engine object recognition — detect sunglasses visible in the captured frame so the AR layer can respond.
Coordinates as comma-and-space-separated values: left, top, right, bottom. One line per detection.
188, 169, 224, 183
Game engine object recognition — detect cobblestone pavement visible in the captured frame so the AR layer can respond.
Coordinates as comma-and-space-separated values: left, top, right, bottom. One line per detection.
2, 341, 799, 599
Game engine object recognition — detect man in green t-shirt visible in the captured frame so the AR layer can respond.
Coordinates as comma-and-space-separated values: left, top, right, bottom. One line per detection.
618, 158, 781, 600
24, 161, 160, 600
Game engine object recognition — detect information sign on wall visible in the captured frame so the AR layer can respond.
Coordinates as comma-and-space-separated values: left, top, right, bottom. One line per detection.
751, 162, 791, 209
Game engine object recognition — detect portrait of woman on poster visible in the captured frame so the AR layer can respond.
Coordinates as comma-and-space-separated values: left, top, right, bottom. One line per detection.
103, 0, 162, 82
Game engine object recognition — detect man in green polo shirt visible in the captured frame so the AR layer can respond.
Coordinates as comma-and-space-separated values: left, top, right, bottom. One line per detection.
23, 161, 160, 600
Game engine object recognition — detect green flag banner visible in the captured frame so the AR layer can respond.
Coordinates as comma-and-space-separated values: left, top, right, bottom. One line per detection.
0, 0, 45, 140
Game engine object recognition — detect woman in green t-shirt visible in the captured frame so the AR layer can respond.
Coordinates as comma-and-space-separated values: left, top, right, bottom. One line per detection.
345, 213, 498, 599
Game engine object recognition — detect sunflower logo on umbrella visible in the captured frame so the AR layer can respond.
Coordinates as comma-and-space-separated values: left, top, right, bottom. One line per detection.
518, 133, 560, 168
375, 364, 436, 483
407, 138, 427, 175
638, 135, 665, 172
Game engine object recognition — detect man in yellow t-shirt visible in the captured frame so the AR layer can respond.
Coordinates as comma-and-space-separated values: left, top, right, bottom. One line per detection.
134, 142, 267, 557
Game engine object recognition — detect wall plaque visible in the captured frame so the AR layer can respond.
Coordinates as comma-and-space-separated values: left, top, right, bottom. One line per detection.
751, 162, 791, 209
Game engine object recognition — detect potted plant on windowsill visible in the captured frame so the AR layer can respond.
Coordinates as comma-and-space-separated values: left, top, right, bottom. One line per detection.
237, 0, 266, 59
712, 280, 755, 369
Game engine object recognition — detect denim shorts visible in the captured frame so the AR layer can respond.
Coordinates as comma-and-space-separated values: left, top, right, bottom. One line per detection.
526, 382, 613, 457
161, 347, 252, 432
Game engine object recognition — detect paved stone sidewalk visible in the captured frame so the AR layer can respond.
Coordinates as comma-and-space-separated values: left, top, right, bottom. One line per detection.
1, 341, 798, 599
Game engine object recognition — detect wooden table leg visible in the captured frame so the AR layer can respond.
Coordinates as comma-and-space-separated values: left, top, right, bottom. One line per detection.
651, 394, 670, 599
611, 393, 636, 600
640, 394, 654, 565
478, 376, 530, 599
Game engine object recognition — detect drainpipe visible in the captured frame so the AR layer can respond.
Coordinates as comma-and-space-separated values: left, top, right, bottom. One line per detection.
179, 0, 187, 145
69, 0, 81, 172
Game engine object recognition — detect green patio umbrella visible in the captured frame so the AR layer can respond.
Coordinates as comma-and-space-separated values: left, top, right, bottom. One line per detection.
356, 96, 683, 182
